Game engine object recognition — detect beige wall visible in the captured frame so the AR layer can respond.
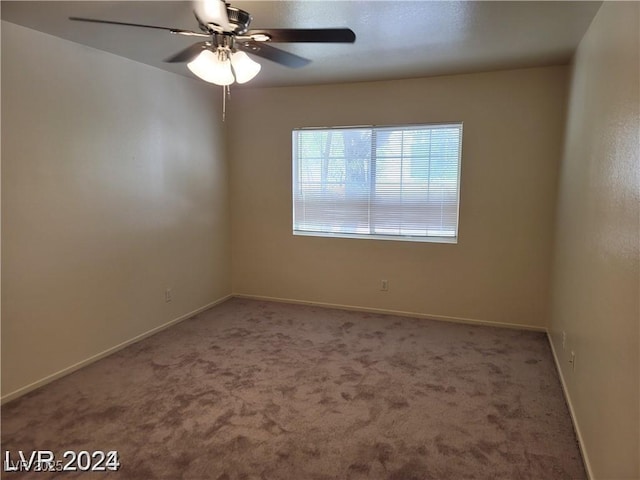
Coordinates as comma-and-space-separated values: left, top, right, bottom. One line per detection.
228, 66, 568, 329
549, 3, 640, 479
1, 22, 231, 399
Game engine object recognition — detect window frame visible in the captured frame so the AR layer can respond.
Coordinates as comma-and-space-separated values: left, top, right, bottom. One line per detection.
292, 122, 463, 244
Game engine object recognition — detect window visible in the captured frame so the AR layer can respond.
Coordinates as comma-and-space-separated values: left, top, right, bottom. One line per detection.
292, 123, 463, 243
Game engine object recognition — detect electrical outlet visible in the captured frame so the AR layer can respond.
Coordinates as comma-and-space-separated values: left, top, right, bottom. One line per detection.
165, 288, 172, 303
562, 331, 566, 350
380, 279, 389, 291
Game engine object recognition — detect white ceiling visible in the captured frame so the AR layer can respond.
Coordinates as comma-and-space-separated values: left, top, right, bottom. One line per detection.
1, 1, 602, 88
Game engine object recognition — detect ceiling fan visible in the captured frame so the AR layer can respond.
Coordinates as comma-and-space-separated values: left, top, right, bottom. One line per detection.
69, 0, 356, 86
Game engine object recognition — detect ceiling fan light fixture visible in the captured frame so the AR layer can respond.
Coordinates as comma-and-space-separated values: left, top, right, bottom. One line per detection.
230, 51, 261, 84
187, 49, 234, 86
69, 1, 356, 91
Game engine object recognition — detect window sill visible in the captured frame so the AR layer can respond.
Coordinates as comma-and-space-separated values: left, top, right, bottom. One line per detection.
293, 230, 458, 244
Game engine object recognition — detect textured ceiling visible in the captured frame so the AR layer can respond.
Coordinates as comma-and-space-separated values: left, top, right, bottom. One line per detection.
1, 1, 602, 88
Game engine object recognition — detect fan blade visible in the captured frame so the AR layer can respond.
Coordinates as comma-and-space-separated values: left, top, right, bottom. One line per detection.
70, 16, 174, 32
238, 41, 311, 68
165, 42, 208, 63
69, 16, 209, 37
246, 28, 356, 43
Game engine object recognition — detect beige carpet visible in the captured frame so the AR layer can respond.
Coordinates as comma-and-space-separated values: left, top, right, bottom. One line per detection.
1, 298, 585, 479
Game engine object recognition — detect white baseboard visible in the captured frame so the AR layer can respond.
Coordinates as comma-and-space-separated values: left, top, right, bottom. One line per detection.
1, 294, 233, 405
232, 293, 547, 332
547, 332, 594, 480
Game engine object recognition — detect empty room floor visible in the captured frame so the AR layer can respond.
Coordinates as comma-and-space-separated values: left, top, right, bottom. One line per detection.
1, 298, 585, 479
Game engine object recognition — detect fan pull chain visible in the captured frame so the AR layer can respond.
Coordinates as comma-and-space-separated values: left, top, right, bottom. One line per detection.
222, 85, 232, 122
222, 85, 226, 122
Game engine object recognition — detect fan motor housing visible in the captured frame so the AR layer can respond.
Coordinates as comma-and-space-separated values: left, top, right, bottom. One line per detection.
226, 6, 252, 34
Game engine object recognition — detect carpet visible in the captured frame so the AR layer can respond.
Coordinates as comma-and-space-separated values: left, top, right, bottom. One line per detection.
1, 298, 585, 479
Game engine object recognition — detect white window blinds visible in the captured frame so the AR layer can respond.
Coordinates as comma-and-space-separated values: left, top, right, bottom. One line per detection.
292, 123, 463, 242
